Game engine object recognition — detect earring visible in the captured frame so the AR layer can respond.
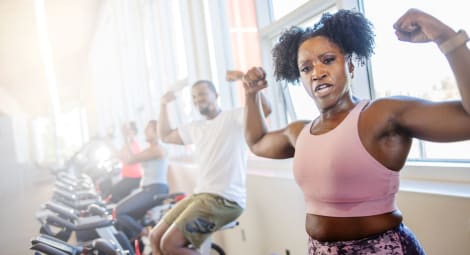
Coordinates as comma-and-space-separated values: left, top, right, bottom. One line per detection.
350, 72, 354, 79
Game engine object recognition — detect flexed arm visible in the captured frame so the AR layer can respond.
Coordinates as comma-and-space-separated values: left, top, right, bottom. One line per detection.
242, 67, 297, 159
394, 8, 470, 113
384, 9, 470, 142
158, 91, 184, 144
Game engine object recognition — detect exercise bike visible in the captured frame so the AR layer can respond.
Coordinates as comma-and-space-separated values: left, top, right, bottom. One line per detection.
137, 193, 238, 255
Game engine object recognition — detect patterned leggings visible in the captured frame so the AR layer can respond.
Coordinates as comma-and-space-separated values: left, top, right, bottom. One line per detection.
308, 223, 426, 255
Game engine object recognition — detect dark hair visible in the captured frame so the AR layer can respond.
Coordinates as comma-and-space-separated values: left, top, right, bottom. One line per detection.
148, 120, 157, 131
128, 121, 138, 134
272, 9, 375, 83
192, 80, 217, 94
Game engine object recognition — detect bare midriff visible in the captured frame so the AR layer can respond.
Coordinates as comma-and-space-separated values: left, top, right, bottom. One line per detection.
306, 210, 403, 242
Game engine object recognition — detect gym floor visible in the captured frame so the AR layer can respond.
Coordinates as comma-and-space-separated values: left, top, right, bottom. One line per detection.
0, 165, 54, 255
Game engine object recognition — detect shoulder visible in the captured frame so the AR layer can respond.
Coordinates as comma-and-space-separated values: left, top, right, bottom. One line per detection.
359, 96, 428, 133
286, 120, 310, 137
363, 96, 425, 117
146, 145, 166, 157
287, 120, 310, 129
367, 95, 425, 106
279, 120, 310, 147
182, 119, 203, 129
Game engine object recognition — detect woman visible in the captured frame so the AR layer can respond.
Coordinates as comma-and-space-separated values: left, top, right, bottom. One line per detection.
242, 8, 470, 254
108, 121, 144, 203
115, 120, 169, 240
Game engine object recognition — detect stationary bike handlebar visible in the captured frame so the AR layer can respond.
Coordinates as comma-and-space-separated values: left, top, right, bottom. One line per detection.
31, 234, 123, 255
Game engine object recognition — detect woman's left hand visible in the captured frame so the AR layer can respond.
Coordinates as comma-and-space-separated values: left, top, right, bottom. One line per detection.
393, 8, 455, 45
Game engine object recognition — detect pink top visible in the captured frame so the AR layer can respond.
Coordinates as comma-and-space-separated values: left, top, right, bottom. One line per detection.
293, 101, 399, 217
121, 140, 143, 178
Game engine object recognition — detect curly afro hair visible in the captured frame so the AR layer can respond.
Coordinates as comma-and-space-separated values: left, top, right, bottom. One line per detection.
272, 9, 375, 83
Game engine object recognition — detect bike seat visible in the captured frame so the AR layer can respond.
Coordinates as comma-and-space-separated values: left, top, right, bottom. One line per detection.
219, 220, 239, 231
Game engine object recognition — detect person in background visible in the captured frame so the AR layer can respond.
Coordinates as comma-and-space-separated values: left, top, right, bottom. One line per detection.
150, 79, 271, 254
242, 8, 470, 254
115, 120, 169, 241
109, 121, 143, 203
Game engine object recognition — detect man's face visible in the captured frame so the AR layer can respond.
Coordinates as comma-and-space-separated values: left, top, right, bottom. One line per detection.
191, 83, 218, 116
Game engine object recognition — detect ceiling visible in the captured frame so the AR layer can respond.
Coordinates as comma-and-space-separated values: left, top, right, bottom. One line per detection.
0, 0, 102, 117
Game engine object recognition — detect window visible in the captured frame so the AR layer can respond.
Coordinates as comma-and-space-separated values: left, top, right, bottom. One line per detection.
171, 1, 188, 81
270, 0, 309, 21
226, 0, 262, 107
363, 0, 470, 162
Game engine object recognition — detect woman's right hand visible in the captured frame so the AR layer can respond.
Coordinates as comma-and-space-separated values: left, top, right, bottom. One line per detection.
242, 67, 268, 96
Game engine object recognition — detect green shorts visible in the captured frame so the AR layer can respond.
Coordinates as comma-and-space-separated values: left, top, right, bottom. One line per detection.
162, 193, 243, 248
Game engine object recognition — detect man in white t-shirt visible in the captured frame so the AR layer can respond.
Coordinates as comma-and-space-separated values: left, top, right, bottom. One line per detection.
150, 78, 271, 254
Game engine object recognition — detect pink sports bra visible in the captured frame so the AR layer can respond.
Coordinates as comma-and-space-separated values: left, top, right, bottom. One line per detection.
293, 100, 399, 217
121, 140, 143, 179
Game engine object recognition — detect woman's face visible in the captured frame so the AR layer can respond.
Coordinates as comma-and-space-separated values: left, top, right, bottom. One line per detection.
145, 122, 157, 142
297, 36, 353, 110
121, 124, 133, 139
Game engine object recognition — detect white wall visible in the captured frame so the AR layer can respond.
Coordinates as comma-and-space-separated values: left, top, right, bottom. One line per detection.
397, 191, 470, 255
167, 156, 470, 255
0, 87, 31, 164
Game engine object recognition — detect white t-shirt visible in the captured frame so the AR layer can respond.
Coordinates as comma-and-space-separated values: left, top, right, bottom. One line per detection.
178, 108, 248, 208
